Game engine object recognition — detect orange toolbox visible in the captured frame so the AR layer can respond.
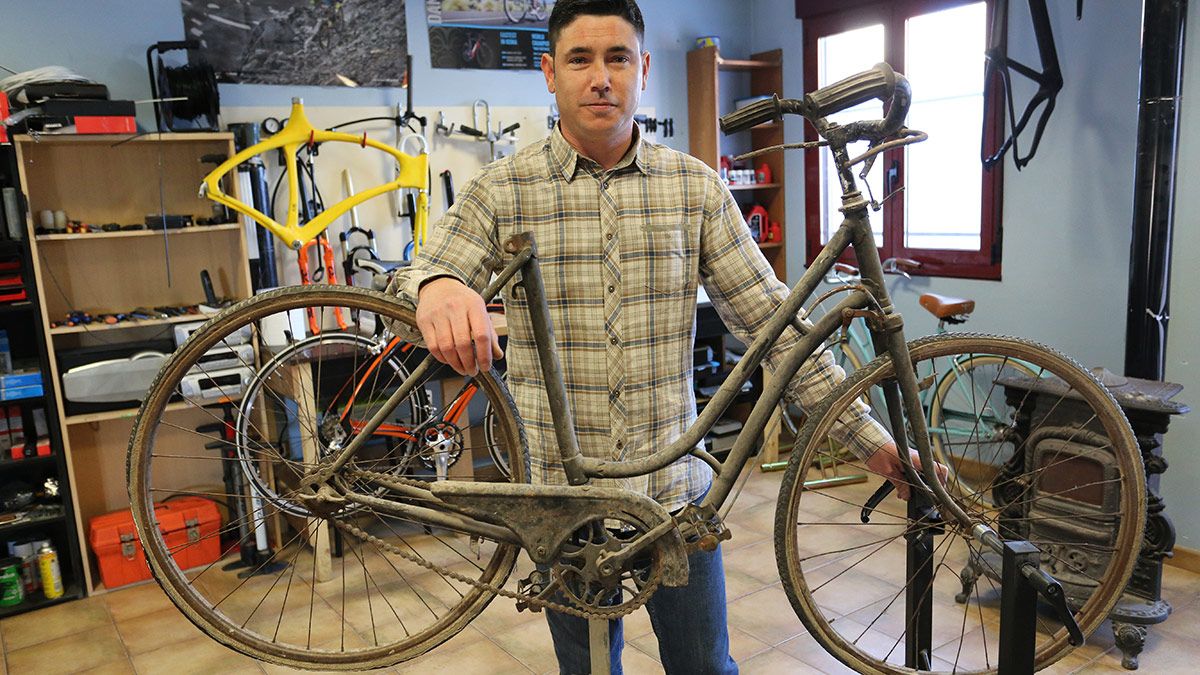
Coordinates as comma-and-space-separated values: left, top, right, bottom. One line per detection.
89, 497, 222, 589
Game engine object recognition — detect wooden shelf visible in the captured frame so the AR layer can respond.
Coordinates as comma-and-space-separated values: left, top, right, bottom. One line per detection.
65, 400, 205, 426
15, 132, 233, 145
728, 183, 782, 191
50, 312, 216, 336
36, 223, 240, 242
759, 241, 784, 250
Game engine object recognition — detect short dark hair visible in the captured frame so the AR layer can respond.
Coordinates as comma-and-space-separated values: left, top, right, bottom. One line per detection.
547, 0, 645, 55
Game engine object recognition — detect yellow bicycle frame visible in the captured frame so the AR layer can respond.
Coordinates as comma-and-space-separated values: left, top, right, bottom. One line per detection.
201, 98, 429, 251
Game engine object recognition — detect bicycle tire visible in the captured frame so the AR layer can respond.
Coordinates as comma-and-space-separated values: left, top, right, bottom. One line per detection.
234, 331, 432, 518
503, 0, 527, 23
774, 333, 1144, 674
927, 354, 1039, 506
127, 285, 529, 670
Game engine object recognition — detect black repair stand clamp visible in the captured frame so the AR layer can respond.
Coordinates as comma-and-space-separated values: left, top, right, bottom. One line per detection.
998, 541, 1085, 674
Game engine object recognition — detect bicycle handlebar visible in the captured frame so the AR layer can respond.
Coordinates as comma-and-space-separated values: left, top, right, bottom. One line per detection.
719, 63, 910, 144
806, 63, 897, 119
719, 95, 784, 134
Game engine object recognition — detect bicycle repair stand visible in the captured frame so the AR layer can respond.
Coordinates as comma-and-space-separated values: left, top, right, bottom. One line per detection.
864, 483, 1083, 673
590, 618, 611, 675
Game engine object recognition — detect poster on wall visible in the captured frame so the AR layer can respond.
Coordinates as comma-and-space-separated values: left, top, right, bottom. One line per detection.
427, 0, 554, 70
180, 0, 408, 87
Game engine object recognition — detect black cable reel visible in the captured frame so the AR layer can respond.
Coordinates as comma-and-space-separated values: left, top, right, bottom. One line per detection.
146, 40, 221, 132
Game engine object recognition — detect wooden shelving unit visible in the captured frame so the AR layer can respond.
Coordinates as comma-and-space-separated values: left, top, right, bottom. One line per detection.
687, 46, 787, 281
15, 132, 253, 595
687, 47, 788, 463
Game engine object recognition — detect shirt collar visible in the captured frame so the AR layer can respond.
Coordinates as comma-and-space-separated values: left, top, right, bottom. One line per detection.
548, 122, 648, 182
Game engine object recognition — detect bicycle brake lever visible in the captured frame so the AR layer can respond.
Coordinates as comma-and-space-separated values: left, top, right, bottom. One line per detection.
860, 481, 895, 523
1022, 564, 1085, 646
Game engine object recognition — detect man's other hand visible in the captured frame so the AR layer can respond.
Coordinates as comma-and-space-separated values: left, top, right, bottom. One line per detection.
416, 277, 504, 376
864, 442, 949, 501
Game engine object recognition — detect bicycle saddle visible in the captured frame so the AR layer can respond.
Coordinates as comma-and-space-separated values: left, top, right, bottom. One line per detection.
919, 293, 975, 319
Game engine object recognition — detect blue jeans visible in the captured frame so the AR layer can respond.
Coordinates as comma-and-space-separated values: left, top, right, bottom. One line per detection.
544, 543, 738, 674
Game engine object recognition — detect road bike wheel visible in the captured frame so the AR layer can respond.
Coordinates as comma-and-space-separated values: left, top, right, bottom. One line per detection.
530, 0, 547, 21
127, 285, 528, 670
774, 333, 1144, 674
503, 0, 527, 23
234, 331, 431, 517
928, 355, 1039, 506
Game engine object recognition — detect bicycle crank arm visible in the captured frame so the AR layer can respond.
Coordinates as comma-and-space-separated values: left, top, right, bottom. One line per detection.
595, 518, 677, 574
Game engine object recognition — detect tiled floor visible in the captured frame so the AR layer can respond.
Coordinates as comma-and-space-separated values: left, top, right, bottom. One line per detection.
3, 466, 1199, 674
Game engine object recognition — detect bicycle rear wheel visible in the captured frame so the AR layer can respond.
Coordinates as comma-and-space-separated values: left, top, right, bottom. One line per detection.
127, 285, 528, 670
928, 355, 1039, 505
775, 333, 1143, 674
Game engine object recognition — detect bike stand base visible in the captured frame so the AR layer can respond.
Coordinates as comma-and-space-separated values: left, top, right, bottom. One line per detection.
589, 617, 611, 675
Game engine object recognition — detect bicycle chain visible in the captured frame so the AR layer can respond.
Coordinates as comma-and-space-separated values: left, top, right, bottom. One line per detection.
339, 470, 665, 621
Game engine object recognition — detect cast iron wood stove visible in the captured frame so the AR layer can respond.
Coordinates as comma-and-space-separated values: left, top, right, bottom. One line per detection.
958, 368, 1187, 670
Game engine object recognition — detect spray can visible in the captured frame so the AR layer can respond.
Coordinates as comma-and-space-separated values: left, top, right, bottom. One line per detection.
37, 544, 63, 599
0, 557, 23, 606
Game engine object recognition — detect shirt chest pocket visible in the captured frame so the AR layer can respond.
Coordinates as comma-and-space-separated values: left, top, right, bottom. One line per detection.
635, 226, 690, 296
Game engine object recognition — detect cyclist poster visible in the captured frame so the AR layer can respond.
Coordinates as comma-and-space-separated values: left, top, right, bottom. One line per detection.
427, 0, 553, 70
179, 0, 408, 87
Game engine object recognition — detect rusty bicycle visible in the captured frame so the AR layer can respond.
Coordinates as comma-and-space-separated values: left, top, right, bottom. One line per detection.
128, 63, 1145, 673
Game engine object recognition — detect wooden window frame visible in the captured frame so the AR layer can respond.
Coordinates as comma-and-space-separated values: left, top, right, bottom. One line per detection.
800, 0, 1005, 280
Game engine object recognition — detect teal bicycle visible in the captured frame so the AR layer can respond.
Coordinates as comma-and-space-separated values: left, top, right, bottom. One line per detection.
780, 260, 1039, 507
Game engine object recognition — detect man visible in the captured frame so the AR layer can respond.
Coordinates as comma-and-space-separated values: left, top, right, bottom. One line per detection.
391, 1, 931, 671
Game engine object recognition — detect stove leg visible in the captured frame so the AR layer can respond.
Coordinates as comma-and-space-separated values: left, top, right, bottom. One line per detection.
1113, 622, 1147, 670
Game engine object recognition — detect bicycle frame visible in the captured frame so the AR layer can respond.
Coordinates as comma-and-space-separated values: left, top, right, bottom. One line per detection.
314, 156, 949, 548
201, 98, 429, 251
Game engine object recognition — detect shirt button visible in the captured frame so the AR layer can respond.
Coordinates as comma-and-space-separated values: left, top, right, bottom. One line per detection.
607, 285, 615, 293
606, 232, 613, 240
601, 181, 609, 190
610, 336, 618, 345
613, 390, 621, 399
616, 440, 624, 449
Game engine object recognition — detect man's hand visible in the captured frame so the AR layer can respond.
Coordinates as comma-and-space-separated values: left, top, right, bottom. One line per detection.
416, 277, 503, 376
864, 441, 949, 501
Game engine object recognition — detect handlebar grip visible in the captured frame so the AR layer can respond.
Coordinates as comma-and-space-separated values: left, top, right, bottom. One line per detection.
720, 95, 783, 134
804, 63, 896, 119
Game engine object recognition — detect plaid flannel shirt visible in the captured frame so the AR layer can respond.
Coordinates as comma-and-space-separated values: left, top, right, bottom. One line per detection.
389, 125, 890, 513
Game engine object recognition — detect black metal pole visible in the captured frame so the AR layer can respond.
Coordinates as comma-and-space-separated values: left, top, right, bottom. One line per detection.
1124, 0, 1188, 380
904, 494, 936, 670
228, 122, 279, 290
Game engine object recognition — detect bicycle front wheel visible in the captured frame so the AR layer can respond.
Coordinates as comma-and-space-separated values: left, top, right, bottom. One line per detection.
775, 333, 1144, 674
127, 285, 528, 670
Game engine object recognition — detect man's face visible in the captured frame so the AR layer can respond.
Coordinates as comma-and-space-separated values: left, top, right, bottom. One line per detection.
541, 14, 650, 146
